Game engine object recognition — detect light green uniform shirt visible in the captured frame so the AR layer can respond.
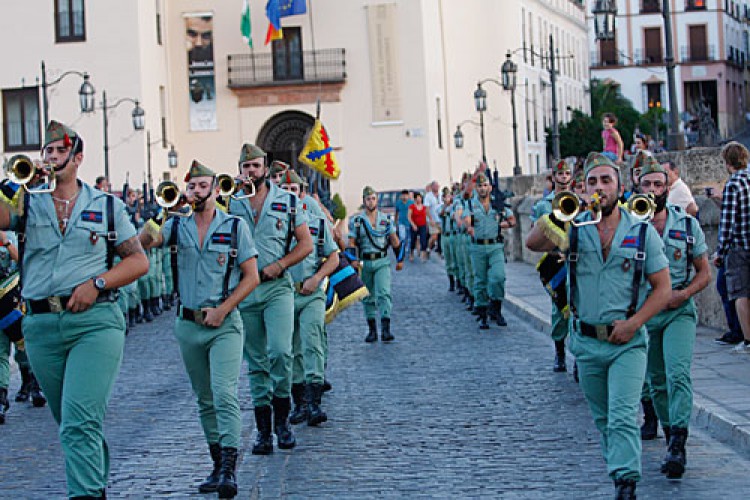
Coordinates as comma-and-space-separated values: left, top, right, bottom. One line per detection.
290, 195, 338, 284
10, 183, 136, 300
465, 199, 513, 240
569, 207, 669, 325
228, 181, 307, 270
348, 210, 394, 254
530, 192, 555, 223
161, 210, 257, 310
658, 204, 707, 290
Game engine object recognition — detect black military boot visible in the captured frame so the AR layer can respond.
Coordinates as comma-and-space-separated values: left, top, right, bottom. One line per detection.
15, 365, 31, 402
251, 405, 273, 455
614, 478, 636, 499
460, 286, 469, 302
448, 275, 455, 292
381, 318, 394, 342
141, 299, 154, 322
553, 340, 567, 372
365, 318, 378, 343
496, 300, 507, 326
322, 379, 332, 392
305, 383, 328, 426
664, 427, 688, 479
489, 300, 507, 326
288, 383, 308, 425
128, 307, 138, 328
640, 398, 658, 440
0, 387, 9, 425
216, 447, 239, 498
466, 295, 475, 313
161, 294, 172, 311
660, 427, 672, 473
272, 396, 296, 449
477, 306, 489, 330
28, 374, 46, 408
150, 297, 162, 316
197, 443, 222, 493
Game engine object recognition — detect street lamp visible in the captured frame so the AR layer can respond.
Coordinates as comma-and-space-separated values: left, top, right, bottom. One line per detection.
97, 91, 146, 180
453, 119, 483, 160
501, 53, 522, 176
472, 84, 488, 163
40, 60, 95, 127
146, 130, 178, 195
592, 0, 617, 41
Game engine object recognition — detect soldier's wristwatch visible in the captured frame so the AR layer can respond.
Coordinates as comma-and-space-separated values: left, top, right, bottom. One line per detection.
92, 276, 107, 292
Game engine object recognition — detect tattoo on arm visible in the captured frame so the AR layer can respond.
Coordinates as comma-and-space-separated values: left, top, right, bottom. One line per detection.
116, 236, 146, 258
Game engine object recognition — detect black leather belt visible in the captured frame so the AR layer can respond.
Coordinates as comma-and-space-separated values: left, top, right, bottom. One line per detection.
27, 290, 118, 314
179, 306, 208, 325
578, 321, 614, 341
362, 252, 386, 260
260, 271, 286, 283
472, 237, 503, 245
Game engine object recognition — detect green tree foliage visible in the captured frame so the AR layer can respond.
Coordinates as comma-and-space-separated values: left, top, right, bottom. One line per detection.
332, 193, 346, 220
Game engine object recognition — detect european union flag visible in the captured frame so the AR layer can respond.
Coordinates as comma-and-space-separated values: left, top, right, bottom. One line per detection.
279, 0, 307, 17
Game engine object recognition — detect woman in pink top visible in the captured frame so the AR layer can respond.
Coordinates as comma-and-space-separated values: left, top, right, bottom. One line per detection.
601, 112, 624, 163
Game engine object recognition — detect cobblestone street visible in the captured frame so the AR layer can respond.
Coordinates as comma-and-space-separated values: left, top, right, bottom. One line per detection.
3, 258, 750, 499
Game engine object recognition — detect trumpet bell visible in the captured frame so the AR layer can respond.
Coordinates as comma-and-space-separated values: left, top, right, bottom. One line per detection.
217, 173, 255, 200
155, 181, 182, 208
551, 191, 581, 223
3, 154, 56, 194
626, 193, 656, 221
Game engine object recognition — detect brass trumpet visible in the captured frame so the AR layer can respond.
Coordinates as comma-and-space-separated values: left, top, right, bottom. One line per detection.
3, 154, 56, 194
626, 193, 656, 221
217, 173, 255, 200
155, 181, 192, 217
551, 191, 602, 227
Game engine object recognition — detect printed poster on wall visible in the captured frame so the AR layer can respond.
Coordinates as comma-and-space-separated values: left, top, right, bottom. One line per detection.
185, 12, 217, 131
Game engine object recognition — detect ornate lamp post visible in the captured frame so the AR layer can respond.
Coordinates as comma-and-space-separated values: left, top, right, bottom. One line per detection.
501, 53, 521, 175
40, 60, 95, 126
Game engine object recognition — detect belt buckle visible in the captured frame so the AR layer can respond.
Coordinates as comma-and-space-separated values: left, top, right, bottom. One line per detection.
47, 296, 64, 313
595, 325, 610, 341
193, 309, 205, 326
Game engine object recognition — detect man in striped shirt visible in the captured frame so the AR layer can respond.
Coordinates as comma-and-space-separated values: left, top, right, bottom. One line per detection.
713, 142, 750, 352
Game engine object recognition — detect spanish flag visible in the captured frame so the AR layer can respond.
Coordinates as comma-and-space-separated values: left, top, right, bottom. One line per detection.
265, 0, 283, 44
298, 119, 341, 180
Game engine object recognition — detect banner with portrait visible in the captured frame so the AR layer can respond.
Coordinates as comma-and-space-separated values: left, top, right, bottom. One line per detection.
184, 12, 217, 131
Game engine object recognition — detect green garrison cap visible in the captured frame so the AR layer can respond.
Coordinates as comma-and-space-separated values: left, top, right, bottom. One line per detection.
553, 159, 571, 173
584, 152, 620, 179
362, 186, 376, 197
184, 160, 216, 182
281, 168, 305, 186
44, 120, 78, 148
638, 154, 667, 179
270, 160, 290, 177
476, 173, 490, 185
239, 143, 266, 164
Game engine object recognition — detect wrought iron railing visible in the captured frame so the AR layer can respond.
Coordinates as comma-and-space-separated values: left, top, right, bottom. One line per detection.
228, 49, 346, 87
679, 44, 716, 63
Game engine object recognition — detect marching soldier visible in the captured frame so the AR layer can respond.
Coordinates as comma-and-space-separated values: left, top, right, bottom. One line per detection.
526, 153, 671, 499
140, 160, 259, 498
463, 173, 516, 329
347, 186, 402, 343
0, 121, 149, 499
453, 176, 477, 310
278, 170, 339, 426
530, 159, 573, 371
440, 187, 458, 291
228, 144, 313, 455
269, 160, 290, 185
637, 158, 710, 479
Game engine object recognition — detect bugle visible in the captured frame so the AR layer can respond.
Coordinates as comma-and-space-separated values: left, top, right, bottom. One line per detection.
217, 173, 255, 200
626, 193, 656, 221
551, 191, 601, 227
3, 154, 56, 194
155, 181, 192, 217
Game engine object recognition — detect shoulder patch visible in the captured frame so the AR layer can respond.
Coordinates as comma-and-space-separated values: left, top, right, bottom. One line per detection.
271, 202, 288, 212
211, 233, 232, 244
81, 210, 103, 223
309, 226, 319, 236
668, 229, 686, 241
621, 236, 640, 248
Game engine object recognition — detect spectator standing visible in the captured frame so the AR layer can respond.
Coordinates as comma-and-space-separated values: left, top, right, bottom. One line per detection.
424, 181, 442, 257
394, 190, 414, 261
408, 192, 432, 262
664, 162, 698, 217
601, 113, 625, 163
713, 142, 750, 352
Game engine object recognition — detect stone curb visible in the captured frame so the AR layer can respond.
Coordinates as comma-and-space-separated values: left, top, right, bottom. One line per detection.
504, 292, 750, 458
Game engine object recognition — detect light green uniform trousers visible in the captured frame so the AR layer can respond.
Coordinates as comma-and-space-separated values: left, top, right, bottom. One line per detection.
137, 271, 151, 302
460, 234, 475, 292
551, 305, 569, 342
454, 233, 466, 285
361, 257, 392, 319
570, 325, 647, 482
646, 299, 697, 429
241, 278, 294, 406
23, 302, 125, 498
292, 289, 326, 385
148, 249, 163, 300
0, 333, 29, 389
469, 243, 506, 308
443, 234, 457, 278
174, 309, 244, 448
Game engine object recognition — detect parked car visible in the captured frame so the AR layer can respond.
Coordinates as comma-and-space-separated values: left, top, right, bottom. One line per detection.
377, 189, 424, 216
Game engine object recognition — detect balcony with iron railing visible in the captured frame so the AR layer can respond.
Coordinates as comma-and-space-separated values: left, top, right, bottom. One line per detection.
679, 44, 717, 63
590, 50, 627, 68
227, 48, 346, 88
634, 47, 663, 65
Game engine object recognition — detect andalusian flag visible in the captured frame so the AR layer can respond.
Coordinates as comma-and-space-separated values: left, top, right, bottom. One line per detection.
241, 0, 252, 48
298, 119, 341, 180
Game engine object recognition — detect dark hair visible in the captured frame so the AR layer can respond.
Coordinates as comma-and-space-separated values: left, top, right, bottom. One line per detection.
602, 113, 617, 125
634, 133, 646, 142
95, 176, 107, 186
414, 192, 423, 202
401, 189, 409, 195
721, 141, 749, 170
72, 136, 84, 155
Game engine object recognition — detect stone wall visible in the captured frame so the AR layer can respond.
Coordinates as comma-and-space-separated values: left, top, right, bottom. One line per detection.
501, 146, 729, 329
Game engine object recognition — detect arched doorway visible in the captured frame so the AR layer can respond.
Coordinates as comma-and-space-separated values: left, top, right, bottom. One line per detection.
256, 111, 332, 208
